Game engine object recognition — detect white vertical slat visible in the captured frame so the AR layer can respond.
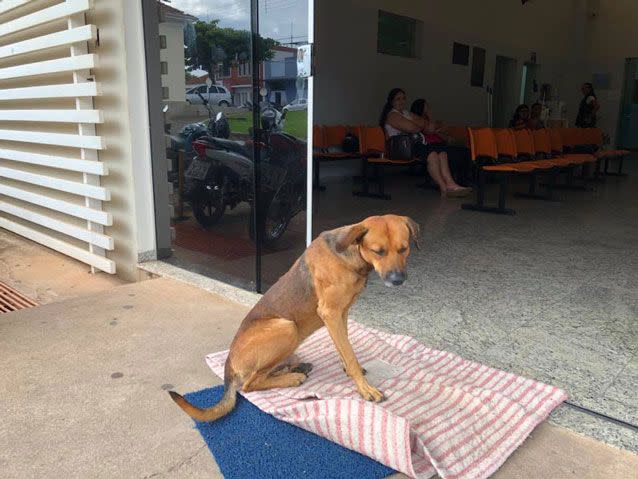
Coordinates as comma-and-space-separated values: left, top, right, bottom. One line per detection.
68, 12, 103, 273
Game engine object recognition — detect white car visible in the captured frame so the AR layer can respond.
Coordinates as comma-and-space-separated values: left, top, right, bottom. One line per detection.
282, 98, 308, 112
186, 85, 232, 107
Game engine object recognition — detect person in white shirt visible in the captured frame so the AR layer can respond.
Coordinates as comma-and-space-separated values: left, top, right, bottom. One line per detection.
379, 88, 470, 197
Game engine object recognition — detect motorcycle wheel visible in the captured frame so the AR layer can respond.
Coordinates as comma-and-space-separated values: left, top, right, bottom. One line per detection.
191, 181, 226, 228
248, 190, 292, 246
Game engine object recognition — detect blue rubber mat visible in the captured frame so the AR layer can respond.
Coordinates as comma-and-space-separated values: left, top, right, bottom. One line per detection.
183, 386, 395, 479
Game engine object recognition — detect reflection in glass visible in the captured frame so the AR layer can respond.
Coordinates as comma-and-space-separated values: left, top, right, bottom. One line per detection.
152, 0, 310, 291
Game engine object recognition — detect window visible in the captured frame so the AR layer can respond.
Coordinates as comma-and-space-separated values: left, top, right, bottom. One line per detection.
377, 11, 421, 59
220, 63, 231, 78
452, 43, 470, 66
159, 35, 167, 49
238, 61, 251, 77
160, 61, 168, 74
162, 86, 169, 99
197, 85, 207, 93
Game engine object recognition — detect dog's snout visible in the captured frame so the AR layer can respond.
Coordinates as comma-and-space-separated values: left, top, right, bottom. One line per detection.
385, 270, 406, 286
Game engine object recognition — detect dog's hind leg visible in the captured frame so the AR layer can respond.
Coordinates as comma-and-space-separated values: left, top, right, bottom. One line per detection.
231, 317, 311, 393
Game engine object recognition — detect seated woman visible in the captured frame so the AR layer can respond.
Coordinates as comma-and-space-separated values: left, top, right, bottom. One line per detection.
527, 102, 545, 130
379, 88, 470, 197
509, 104, 530, 130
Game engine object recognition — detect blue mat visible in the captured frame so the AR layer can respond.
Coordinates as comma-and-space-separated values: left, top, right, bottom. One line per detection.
184, 386, 395, 479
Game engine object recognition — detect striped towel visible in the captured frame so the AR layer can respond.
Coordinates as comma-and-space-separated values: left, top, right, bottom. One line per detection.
206, 322, 567, 479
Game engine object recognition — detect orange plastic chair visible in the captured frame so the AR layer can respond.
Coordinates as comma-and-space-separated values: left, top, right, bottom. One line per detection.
442, 125, 470, 147
549, 128, 593, 164
467, 128, 532, 173
510, 129, 555, 169
462, 128, 517, 214
532, 129, 575, 167
358, 126, 386, 157
312, 125, 326, 149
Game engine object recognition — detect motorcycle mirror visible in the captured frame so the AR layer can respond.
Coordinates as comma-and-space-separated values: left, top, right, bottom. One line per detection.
259, 87, 268, 98
197, 91, 208, 105
215, 111, 223, 122
162, 104, 169, 113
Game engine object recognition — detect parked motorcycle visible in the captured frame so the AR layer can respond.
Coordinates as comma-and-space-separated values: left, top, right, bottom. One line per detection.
183, 98, 305, 245
168, 92, 230, 155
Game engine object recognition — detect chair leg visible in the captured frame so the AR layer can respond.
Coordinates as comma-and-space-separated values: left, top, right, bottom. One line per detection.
543, 166, 594, 191
515, 171, 561, 202
605, 156, 628, 177
497, 174, 508, 210
313, 159, 326, 191
353, 161, 391, 200
462, 170, 515, 215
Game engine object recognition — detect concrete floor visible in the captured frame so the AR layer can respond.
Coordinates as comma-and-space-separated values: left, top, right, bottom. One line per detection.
1, 275, 637, 479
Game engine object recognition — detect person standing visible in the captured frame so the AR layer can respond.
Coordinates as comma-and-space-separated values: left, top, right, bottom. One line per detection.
575, 82, 600, 128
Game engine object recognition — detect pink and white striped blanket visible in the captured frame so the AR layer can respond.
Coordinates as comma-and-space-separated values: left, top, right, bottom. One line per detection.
206, 322, 566, 479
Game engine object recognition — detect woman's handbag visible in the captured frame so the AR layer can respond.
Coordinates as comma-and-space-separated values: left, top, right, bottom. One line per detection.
387, 134, 415, 160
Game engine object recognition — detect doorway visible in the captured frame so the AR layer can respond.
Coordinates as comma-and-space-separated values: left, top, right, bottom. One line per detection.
520, 63, 539, 105
617, 58, 638, 150
493, 56, 518, 127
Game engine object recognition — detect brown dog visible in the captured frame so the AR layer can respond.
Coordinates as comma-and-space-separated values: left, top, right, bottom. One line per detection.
169, 214, 420, 421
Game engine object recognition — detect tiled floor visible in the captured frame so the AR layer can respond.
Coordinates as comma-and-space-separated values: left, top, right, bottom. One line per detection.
168, 156, 638, 451
312, 158, 638, 451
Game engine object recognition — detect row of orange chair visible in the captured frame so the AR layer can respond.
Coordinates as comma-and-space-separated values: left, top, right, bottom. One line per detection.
313, 124, 629, 204
313, 124, 471, 199
462, 127, 611, 215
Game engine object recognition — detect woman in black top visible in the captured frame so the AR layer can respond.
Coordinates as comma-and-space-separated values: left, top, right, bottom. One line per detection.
575, 82, 599, 128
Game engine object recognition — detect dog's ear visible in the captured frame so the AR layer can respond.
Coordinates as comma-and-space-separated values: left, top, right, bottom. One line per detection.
403, 216, 421, 250
334, 224, 368, 253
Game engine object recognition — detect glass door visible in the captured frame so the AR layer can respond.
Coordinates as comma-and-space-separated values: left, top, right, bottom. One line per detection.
255, 0, 313, 290
145, 0, 313, 292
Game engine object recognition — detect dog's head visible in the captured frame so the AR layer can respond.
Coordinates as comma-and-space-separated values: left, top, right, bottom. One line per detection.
335, 215, 420, 287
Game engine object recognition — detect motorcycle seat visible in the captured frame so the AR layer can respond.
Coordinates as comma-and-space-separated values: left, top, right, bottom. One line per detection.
208, 138, 251, 157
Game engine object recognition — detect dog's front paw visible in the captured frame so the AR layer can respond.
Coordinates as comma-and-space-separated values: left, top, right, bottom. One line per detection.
358, 383, 385, 403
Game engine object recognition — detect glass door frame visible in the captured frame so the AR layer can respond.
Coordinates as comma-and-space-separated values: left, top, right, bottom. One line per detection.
143, 0, 315, 293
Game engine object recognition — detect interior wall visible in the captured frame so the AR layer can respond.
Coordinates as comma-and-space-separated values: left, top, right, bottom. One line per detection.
314, 0, 587, 128
583, 0, 638, 143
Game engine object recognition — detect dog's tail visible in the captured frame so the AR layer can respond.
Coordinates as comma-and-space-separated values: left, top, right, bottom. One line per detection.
168, 371, 239, 422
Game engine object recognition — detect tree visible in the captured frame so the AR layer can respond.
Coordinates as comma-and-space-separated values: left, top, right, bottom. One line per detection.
185, 20, 277, 78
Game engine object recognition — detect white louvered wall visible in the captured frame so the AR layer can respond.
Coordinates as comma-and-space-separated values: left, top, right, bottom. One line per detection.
0, 0, 114, 274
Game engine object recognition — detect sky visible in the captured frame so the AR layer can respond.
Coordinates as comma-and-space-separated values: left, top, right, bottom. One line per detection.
167, 0, 309, 43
